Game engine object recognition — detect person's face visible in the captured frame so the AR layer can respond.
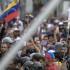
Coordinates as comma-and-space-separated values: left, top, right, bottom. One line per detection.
13, 31, 20, 37
61, 47, 67, 54
41, 36, 48, 47
48, 36, 54, 43
25, 17, 30, 23
0, 21, 4, 26
1, 43, 8, 53
22, 47, 26, 54
27, 41, 33, 48
42, 36, 48, 42
7, 29, 14, 38
34, 37, 40, 44
41, 35, 48, 40
44, 36, 48, 40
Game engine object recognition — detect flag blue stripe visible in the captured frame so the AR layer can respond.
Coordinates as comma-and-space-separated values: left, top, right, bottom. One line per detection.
0, 3, 19, 19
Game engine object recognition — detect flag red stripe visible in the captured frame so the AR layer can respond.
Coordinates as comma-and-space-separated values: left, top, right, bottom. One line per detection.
5, 11, 20, 23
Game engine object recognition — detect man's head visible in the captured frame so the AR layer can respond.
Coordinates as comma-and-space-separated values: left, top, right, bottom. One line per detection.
26, 40, 33, 48
1, 43, 9, 53
40, 34, 49, 48
48, 34, 54, 44
13, 28, 20, 38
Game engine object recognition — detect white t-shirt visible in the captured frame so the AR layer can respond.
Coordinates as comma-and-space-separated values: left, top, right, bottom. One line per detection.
14, 37, 21, 42
14, 20, 24, 32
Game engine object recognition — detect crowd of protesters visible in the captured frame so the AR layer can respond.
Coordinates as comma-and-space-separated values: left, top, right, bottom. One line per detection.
0, 13, 70, 70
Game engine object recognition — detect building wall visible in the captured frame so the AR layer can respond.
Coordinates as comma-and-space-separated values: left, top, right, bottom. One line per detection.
19, 0, 25, 19
62, 1, 70, 14
20, 0, 70, 17
57, 0, 70, 17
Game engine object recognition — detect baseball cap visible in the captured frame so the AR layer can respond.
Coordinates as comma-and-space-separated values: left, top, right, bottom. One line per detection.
2, 37, 14, 44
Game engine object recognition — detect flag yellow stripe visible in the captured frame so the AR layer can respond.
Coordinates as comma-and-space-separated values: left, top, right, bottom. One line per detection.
4, 0, 19, 12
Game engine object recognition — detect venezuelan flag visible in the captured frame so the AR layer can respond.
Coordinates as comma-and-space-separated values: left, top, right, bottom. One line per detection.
0, 0, 20, 22
2, 3, 19, 18
4, 4, 20, 22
